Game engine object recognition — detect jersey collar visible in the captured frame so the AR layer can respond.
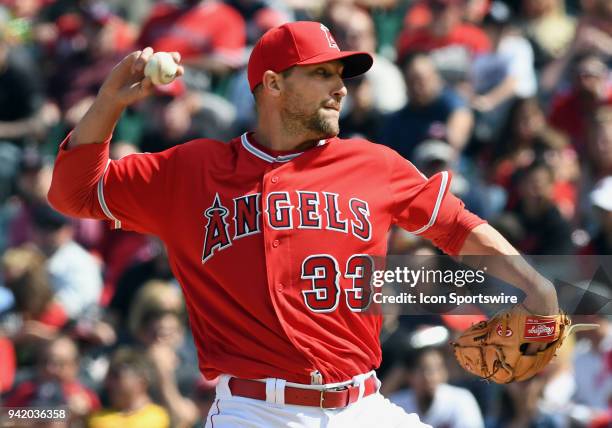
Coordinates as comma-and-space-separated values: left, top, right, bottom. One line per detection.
240, 133, 327, 163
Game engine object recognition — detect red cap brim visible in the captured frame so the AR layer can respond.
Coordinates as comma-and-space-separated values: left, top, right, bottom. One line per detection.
296, 51, 374, 79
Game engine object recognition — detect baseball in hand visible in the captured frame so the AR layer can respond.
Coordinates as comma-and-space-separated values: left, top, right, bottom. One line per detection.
144, 52, 178, 85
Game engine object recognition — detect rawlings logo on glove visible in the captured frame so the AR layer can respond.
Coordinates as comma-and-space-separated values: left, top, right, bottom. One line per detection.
525, 321, 556, 339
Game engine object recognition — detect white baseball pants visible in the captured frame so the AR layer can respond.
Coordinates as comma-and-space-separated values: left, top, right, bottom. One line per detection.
204, 373, 431, 428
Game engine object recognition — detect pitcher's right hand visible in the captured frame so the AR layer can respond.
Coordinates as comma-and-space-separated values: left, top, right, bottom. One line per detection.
98, 47, 183, 108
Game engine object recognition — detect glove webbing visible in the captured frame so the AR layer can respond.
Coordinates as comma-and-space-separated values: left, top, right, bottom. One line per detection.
463, 319, 517, 382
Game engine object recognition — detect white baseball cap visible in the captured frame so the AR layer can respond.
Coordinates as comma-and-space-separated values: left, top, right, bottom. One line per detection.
590, 176, 612, 211
414, 140, 456, 167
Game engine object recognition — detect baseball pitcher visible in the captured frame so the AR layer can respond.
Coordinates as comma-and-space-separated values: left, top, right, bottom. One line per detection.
48, 21, 560, 427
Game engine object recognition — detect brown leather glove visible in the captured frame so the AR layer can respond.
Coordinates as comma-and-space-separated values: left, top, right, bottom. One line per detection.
451, 305, 596, 383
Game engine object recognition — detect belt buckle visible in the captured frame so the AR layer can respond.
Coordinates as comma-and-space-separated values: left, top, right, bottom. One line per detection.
319, 386, 345, 410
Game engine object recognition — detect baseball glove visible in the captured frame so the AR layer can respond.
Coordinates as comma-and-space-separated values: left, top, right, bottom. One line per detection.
451, 304, 597, 383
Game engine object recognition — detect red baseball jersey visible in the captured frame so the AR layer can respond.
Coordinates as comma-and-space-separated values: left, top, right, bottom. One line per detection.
48, 132, 484, 384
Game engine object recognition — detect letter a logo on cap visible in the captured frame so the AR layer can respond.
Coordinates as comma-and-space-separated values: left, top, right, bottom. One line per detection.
320, 24, 339, 50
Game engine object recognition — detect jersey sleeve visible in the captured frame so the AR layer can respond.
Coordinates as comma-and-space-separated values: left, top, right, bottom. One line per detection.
385, 148, 486, 255
48, 133, 180, 237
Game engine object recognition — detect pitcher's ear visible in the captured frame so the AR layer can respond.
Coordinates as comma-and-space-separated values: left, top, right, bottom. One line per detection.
262, 71, 283, 97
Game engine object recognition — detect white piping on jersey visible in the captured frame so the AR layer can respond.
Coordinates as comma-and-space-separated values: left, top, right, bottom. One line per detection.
240, 133, 326, 163
408, 171, 449, 235
97, 159, 121, 229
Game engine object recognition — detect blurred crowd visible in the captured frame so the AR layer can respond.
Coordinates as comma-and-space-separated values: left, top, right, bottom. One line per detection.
0, 0, 610, 427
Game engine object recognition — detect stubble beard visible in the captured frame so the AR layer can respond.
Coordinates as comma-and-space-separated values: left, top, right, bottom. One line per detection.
282, 101, 340, 140
304, 108, 339, 138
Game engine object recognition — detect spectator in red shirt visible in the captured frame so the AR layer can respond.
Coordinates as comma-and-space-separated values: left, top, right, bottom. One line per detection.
137, 0, 246, 74
491, 97, 580, 220
5, 335, 101, 423
396, 0, 491, 86
548, 53, 612, 153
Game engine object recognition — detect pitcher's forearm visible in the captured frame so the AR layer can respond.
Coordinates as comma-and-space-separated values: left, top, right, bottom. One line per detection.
69, 94, 125, 148
460, 223, 559, 314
